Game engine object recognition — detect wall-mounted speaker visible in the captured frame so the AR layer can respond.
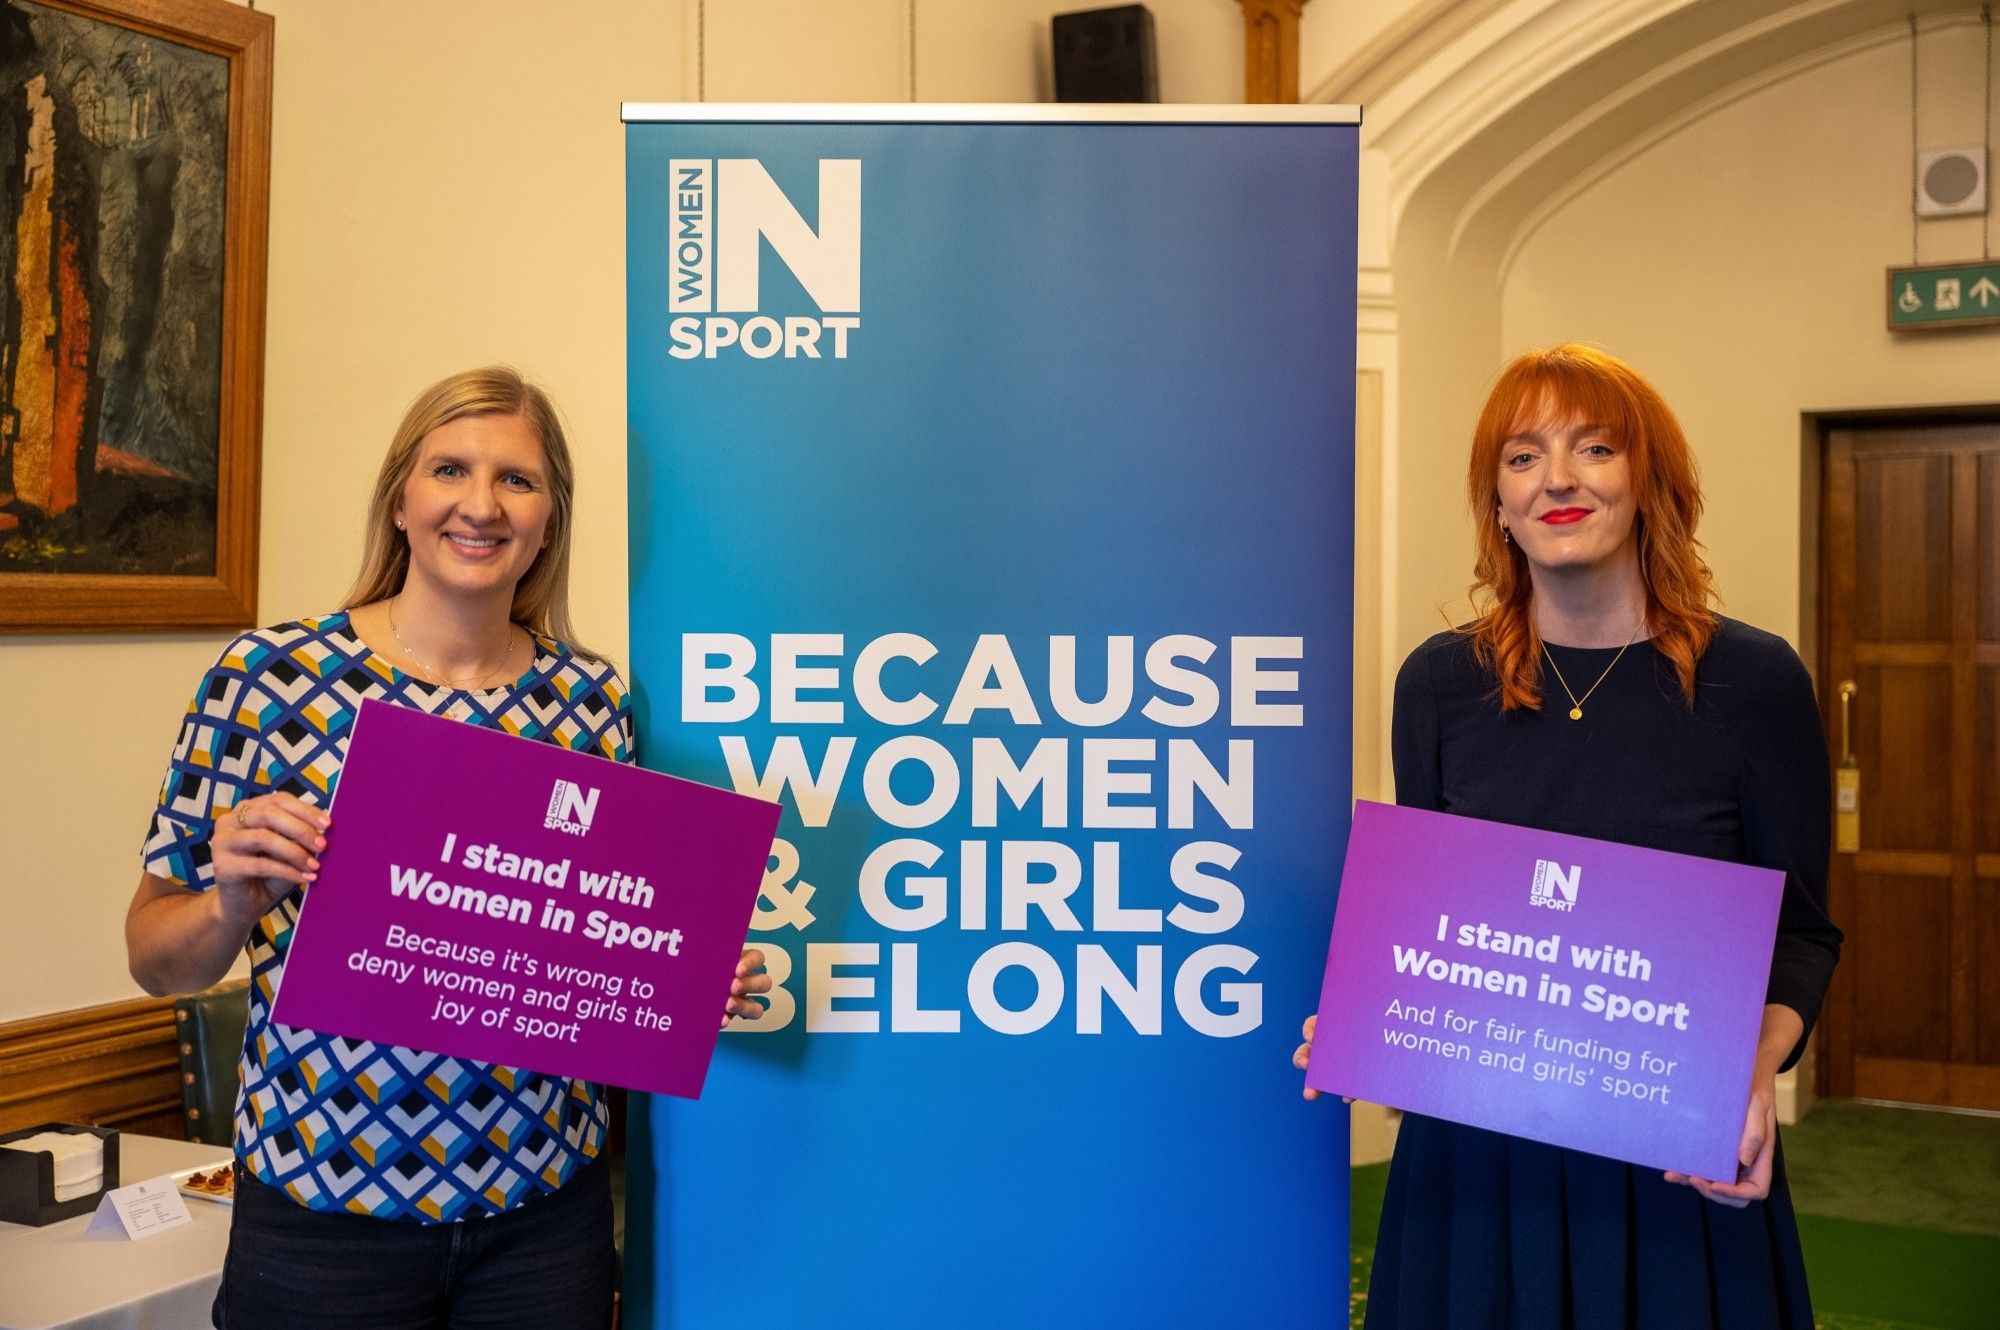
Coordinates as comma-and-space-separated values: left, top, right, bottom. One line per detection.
1915, 146, 1987, 218
1053, 5, 1158, 104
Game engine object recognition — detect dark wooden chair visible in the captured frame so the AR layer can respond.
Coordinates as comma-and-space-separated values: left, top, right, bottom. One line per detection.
173, 979, 250, 1147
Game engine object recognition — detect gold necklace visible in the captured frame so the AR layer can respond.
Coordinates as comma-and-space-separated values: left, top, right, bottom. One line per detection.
387, 597, 518, 694
1541, 621, 1644, 721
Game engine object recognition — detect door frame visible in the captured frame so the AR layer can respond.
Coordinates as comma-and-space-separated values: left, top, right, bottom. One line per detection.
1802, 401, 2000, 1104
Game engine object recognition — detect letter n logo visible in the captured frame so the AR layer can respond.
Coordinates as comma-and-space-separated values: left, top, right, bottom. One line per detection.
1531, 858, 1579, 906
716, 159, 861, 313
546, 779, 600, 832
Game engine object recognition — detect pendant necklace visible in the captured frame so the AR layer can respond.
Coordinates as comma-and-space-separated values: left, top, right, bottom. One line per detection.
388, 597, 518, 719
1542, 619, 1644, 721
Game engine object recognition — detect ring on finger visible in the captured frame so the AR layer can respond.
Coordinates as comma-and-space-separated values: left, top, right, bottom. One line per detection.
234, 802, 251, 828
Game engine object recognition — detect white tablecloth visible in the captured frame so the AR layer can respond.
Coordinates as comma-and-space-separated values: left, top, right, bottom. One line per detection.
0, 1135, 233, 1330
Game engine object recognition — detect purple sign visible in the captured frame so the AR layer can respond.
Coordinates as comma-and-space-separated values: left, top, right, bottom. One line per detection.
1307, 801, 1782, 1179
271, 699, 780, 1098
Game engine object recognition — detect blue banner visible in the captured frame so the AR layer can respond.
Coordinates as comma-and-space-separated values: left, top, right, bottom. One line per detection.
625, 108, 1358, 1327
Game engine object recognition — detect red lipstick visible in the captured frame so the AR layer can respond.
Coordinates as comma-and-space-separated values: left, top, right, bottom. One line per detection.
1540, 508, 1590, 525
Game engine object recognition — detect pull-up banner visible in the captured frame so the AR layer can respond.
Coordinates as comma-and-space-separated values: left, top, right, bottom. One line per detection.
623, 105, 1359, 1327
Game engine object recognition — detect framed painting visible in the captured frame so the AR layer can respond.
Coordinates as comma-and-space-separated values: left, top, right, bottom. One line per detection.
0, 0, 270, 632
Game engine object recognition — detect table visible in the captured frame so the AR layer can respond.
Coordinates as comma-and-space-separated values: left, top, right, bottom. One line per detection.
0, 1135, 232, 1330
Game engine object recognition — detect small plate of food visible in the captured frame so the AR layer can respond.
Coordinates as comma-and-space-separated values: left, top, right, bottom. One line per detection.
171, 1165, 237, 1205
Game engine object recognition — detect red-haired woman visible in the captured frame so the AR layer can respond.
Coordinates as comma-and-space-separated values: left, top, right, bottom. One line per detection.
1298, 344, 1841, 1327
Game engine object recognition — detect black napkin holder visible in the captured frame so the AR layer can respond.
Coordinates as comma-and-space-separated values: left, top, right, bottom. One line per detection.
0, 1123, 120, 1226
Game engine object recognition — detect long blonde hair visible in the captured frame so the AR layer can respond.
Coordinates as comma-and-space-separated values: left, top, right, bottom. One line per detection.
342, 367, 595, 658
1463, 344, 1716, 709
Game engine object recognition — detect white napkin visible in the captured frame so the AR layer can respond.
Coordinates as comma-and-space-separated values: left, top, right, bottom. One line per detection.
3, 1130, 105, 1201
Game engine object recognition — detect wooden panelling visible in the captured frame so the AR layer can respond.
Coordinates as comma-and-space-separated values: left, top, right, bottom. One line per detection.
1851, 875, 1952, 1061
1859, 664, 1953, 851
1981, 876, 2000, 1066
1237, 0, 1306, 103
0, 995, 182, 1138
1981, 452, 2000, 641
1983, 667, 2000, 854
1852, 850, 1953, 877
1821, 434, 1859, 1099
1853, 1056, 2000, 1110
1854, 453, 1952, 641
1855, 642, 1951, 666
1821, 421, 2000, 1108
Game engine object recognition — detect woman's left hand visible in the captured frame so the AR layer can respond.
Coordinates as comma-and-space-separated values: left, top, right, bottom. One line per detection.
1663, 1003, 1802, 1207
722, 947, 772, 1026
1663, 1074, 1775, 1207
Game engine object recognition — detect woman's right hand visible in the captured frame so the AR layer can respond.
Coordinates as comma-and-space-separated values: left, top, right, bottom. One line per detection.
209, 792, 330, 927
127, 792, 331, 997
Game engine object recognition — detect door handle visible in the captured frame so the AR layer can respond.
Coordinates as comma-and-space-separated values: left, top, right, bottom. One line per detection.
1835, 680, 1859, 853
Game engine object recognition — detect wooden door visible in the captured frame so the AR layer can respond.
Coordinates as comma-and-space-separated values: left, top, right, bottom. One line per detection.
1819, 419, 2000, 1109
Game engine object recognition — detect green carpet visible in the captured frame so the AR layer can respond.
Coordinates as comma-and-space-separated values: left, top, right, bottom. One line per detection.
1347, 1102, 2000, 1329
1350, 1160, 1387, 1330
1798, 1212, 2000, 1330
1790, 1102, 2000, 1330
1781, 1102, 2000, 1239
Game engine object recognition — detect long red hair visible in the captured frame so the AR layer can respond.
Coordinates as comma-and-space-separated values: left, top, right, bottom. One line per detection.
1463, 344, 1716, 709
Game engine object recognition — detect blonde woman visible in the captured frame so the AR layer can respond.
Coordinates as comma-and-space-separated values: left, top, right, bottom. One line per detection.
127, 367, 768, 1328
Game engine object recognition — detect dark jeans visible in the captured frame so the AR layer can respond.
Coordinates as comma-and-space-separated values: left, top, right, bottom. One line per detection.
213, 1156, 616, 1329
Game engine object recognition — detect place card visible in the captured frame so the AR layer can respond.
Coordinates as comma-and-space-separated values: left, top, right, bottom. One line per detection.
85, 1177, 192, 1240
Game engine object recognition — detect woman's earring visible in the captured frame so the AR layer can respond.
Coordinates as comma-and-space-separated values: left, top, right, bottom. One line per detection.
395, 518, 405, 531
1500, 524, 1511, 545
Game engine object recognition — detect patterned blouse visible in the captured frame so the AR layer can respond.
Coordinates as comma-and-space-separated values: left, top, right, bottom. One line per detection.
142, 613, 632, 1223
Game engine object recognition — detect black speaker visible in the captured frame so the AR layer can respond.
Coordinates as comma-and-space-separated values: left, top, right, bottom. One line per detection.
1053, 5, 1159, 103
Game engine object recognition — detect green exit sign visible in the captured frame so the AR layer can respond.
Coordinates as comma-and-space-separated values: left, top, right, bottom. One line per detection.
1888, 260, 2000, 331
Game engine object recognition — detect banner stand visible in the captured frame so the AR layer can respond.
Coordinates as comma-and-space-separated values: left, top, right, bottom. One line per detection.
624, 103, 1361, 1327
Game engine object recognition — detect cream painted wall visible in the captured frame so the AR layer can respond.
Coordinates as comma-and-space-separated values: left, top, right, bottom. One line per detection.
1501, 25, 1999, 644
0, 1, 1261, 1024
1, 0, 1718, 1063
699, 0, 1242, 104
1343, 9, 2000, 1149
0, 0, 1409, 1207
0, 0, 681, 1022
1448, 19, 1996, 1128
1300, 0, 1438, 100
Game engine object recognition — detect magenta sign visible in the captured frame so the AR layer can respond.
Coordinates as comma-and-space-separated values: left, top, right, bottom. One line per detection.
1307, 801, 1782, 1179
271, 699, 780, 1098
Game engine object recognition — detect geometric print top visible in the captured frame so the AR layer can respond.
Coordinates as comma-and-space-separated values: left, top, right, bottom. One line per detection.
141, 613, 629, 1223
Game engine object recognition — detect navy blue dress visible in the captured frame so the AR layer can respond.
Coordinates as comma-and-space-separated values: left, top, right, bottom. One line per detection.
1366, 618, 1842, 1330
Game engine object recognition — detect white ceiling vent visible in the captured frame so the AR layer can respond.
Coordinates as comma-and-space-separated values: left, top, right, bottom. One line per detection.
1916, 147, 1987, 218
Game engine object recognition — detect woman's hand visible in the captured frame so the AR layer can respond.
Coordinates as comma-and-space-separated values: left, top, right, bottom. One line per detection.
1304, 1012, 1368, 1104
1664, 1074, 1776, 1207
722, 947, 773, 1026
1293, 1014, 1322, 1100
1288, 1012, 1352, 1104
1663, 1003, 1801, 1207
128, 792, 329, 997
209, 792, 329, 929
